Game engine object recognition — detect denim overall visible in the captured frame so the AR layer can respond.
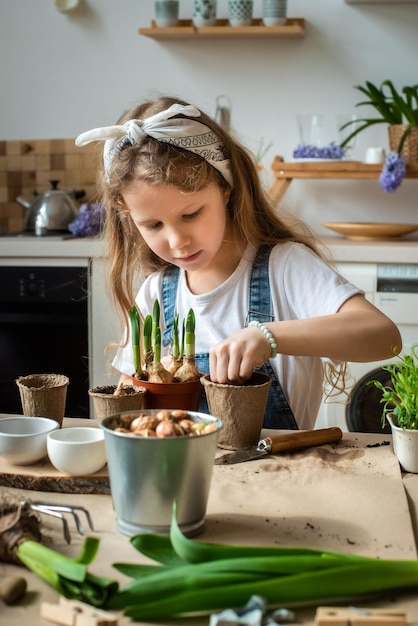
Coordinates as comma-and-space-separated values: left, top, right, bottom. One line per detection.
161, 246, 298, 429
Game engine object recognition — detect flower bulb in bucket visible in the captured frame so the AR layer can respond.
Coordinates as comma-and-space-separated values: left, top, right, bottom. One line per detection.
100, 409, 222, 537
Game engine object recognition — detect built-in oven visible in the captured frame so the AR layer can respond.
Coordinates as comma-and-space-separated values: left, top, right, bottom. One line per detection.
0, 261, 90, 417
315, 262, 418, 433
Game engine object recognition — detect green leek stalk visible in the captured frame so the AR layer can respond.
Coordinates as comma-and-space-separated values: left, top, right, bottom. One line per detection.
174, 308, 200, 382
142, 314, 153, 378
148, 301, 173, 383
166, 313, 182, 377
180, 318, 185, 359
16, 538, 118, 608
151, 299, 160, 348
106, 504, 418, 621
128, 305, 141, 378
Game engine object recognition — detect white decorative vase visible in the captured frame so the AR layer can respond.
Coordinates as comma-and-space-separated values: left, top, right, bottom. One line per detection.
228, 0, 253, 27
388, 414, 418, 473
262, 0, 287, 26
193, 0, 217, 27
154, 0, 179, 27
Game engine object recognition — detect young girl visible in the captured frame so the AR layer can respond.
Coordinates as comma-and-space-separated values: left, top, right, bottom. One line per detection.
76, 95, 401, 430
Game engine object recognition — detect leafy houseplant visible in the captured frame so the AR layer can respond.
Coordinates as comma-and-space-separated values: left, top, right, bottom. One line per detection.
370, 344, 418, 431
370, 344, 418, 473
340, 80, 418, 191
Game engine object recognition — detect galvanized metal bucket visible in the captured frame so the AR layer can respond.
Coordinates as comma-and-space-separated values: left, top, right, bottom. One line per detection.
100, 410, 222, 537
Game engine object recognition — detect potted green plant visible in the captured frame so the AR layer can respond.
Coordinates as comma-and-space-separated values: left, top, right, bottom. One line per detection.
129, 300, 202, 410
340, 80, 418, 192
370, 344, 418, 473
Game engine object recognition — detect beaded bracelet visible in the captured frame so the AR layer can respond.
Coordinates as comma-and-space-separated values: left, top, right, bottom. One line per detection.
248, 320, 278, 359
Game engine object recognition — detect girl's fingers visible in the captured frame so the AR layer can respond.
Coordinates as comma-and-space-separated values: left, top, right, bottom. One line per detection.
209, 332, 263, 383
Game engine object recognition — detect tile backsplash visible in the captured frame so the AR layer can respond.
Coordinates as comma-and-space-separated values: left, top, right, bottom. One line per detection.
0, 139, 100, 234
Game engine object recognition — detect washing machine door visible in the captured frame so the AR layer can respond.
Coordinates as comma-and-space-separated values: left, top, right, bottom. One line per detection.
345, 367, 393, 434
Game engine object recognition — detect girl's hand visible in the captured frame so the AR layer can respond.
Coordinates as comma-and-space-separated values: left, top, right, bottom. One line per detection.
209, 326, 273, 384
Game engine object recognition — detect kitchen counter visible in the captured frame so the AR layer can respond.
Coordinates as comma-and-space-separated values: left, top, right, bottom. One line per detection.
2, 421, 418, 625
0, 235, 106, 260
320, 236, 418, 264
2, 234, 418, 264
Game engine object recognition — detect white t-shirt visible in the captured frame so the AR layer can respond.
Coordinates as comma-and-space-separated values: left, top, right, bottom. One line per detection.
113, 242, 362, 429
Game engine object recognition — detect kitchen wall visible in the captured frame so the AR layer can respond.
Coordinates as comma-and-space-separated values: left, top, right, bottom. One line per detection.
0, 0, 417, 235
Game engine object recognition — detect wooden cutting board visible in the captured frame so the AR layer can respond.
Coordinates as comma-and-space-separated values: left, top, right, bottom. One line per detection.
0, 416, 110, 495
0, 456, 110, 495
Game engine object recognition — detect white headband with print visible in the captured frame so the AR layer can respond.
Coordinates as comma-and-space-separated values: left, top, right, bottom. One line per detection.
75, 103, 234, 188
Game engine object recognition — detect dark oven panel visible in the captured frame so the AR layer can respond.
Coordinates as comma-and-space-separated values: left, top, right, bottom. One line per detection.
0, 266, 90, 418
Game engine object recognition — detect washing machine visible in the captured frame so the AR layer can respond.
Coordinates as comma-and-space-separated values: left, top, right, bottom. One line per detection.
315, 262, 418, 433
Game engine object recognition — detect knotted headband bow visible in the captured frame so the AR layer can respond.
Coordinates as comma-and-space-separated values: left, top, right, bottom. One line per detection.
75, 103, 234, 187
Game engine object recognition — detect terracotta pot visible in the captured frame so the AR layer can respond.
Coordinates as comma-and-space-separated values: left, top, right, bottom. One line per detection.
131, 377, 202, 411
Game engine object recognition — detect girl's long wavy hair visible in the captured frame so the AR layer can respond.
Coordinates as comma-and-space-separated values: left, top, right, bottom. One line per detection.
98, 94, 346, 395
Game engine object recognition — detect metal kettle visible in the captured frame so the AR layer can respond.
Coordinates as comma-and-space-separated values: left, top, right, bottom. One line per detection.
17, 180, 85, 234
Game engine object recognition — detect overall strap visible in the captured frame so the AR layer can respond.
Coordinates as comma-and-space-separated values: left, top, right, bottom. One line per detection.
248, 245, 298, 430
161, 265, 209, 413
161, 265, 180, 348
247, 245, 276, 325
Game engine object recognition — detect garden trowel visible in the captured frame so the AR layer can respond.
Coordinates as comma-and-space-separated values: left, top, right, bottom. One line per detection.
214, 427, 343, 465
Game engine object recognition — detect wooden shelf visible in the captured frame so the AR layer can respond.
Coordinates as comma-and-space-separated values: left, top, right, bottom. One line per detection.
269, 159, 418, 204
345, 0, 418, 3
139, 18, 305, 40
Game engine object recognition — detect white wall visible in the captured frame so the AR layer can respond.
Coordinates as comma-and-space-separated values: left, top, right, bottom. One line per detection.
1, 0, 417, 234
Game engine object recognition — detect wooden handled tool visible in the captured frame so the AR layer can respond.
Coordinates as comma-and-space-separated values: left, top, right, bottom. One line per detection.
258, 427, 343, 454
215, 427, 343, 465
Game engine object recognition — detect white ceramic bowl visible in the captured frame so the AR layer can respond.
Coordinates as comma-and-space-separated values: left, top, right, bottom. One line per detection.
47, 427, 106, 476
0, 416, 60, 465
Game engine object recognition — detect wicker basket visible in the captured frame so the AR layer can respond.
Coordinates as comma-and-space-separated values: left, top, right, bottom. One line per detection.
388, 125, 418, 162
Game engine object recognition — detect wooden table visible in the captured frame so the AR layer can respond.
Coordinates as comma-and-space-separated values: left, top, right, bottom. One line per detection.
2, 421, 418, 625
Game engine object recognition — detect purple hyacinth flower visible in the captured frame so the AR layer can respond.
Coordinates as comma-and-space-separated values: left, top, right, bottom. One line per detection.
293, 142, 345, 160
379, 152, 406, 192
68, 203, 105, 237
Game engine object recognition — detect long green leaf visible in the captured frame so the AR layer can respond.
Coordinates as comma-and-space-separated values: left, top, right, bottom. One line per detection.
121, 560, 418, 620
185, 308, 195, 358
143, 313, 152, 355
17, 540, 87, 582
168, 502, 351, 564
75, 536, 101, 565
128, 305, 140, 375
130, 533, 185, 566
113, 562, 170, 578
109, 554, 356, 610
109, 570, 265, 610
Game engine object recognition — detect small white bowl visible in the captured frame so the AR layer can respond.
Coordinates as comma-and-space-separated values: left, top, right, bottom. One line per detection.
47, 427, 106, 476
0, 416, 60, 465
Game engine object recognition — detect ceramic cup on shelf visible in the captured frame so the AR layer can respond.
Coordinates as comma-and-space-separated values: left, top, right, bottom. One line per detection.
364, 146, 386, 164
193, 0, 217, 27
154, 0, 179, 27
228, 0, 253, 27
262, 0, 287, 26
